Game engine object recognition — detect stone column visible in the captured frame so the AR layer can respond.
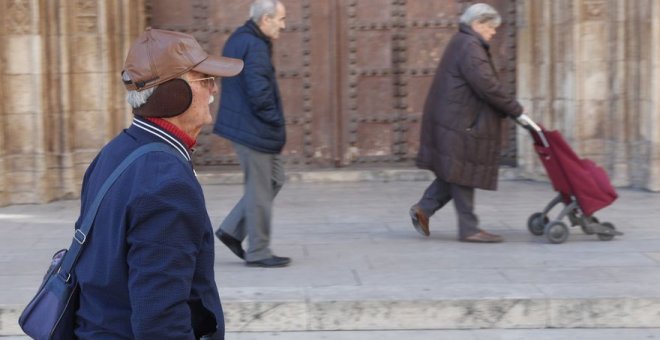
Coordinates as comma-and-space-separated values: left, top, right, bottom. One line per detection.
1, 0, 46, 204
0, 6, 5, 206
647, 0, 660, 190
575, 0, 610, 167
0, 0, 144, 205
59, 0, 145, 195
517, 0, 660, 192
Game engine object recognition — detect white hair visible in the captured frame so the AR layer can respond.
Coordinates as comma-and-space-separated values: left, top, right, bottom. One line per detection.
123, 72, 156, 109
249, 0, 280, 23
460, 3, 501, 27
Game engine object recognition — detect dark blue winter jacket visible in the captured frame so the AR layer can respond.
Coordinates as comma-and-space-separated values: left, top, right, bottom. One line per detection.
213, 20, 286, 154
74, 117, 224, 339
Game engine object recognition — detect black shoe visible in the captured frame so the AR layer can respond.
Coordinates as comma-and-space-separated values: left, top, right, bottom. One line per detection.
215, 230, 244, 259
246, 255, 291, 268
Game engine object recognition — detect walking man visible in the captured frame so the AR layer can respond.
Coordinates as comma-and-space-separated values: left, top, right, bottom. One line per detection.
214, 0, 290, 267
75, 28, 243, 339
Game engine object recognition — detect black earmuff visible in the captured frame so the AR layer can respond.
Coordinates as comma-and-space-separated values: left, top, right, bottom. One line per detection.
133, 78, 193, 118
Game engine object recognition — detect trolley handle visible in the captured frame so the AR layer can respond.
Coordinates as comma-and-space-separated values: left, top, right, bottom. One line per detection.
515, 114, 549, 148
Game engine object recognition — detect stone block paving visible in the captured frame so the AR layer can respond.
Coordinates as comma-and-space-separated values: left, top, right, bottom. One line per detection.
1, 176, 660, 336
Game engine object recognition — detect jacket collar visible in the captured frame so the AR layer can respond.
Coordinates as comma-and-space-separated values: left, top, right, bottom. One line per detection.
130, 116, 192, 162
459, 23, 490, 50
245, 20, 271, 44
145, 117, 196, 149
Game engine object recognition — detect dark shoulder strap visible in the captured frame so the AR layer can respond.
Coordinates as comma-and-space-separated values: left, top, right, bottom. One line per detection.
57, 143, 186, 282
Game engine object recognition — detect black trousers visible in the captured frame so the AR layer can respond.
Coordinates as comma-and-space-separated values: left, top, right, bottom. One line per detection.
416, 178, 480, 238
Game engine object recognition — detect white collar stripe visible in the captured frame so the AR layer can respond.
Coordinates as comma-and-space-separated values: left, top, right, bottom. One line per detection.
132, 119, 191, 161
132, 118, 187, 153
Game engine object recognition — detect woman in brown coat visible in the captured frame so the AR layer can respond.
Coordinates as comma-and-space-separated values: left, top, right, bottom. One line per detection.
410, 3, 528, 243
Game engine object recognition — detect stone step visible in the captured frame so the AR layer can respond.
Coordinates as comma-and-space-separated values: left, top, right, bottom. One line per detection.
219, 284, 660, 332
4, 292, 660, 336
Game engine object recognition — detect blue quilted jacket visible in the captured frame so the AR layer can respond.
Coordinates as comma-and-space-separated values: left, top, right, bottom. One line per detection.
213, 20, 286, 154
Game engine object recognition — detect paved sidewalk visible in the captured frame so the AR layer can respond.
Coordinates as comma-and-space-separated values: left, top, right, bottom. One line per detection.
1, 173, 660, 336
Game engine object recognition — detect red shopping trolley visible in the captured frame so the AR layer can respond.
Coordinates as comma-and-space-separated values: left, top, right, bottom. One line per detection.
518, 116, 622, 244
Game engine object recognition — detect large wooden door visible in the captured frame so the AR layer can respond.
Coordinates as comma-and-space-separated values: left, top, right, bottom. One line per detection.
147, 0, 518, 170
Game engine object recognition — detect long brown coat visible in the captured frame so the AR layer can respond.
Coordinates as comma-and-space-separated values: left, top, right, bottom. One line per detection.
416, 24, 523, 190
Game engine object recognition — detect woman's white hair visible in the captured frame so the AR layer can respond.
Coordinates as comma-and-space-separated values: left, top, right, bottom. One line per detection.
249, 0, 280, 23
459, 3, 501, 27
123, 72, 156, 109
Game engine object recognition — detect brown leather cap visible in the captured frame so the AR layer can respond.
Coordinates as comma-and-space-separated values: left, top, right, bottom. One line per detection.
123, 28, 243, 91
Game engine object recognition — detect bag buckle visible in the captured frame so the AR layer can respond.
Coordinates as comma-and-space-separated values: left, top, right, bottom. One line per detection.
74, 229, 86, 245
56, 268, 72, 283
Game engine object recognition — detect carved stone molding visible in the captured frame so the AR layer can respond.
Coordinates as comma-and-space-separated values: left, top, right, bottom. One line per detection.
582, 0, 607, 21
76, 0, 99, 34
5, 0, 33, 34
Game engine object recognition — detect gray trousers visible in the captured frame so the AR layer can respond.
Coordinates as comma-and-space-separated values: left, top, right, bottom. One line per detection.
416, 178, 480, 239
218, 142, 285, 261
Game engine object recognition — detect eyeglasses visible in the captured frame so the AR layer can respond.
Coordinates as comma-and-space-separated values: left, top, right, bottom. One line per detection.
188, 76, 216, 88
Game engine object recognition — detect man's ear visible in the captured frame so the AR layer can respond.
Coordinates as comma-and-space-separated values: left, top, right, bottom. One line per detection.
258, 15, 271, 28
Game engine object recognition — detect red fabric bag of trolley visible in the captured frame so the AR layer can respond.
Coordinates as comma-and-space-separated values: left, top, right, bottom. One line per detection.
542, 129, 618, 216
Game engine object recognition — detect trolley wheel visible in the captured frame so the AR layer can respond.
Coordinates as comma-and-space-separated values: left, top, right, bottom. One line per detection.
527, 212, 548, 236
597, 222, 616, 241
545, 221, 569, 244
581, 216, 598, 235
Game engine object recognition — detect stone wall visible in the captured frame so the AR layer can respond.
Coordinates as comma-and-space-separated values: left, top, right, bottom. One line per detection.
0, 0, 145, 205
517, 0, 660, 191
1, 0, 658, 206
